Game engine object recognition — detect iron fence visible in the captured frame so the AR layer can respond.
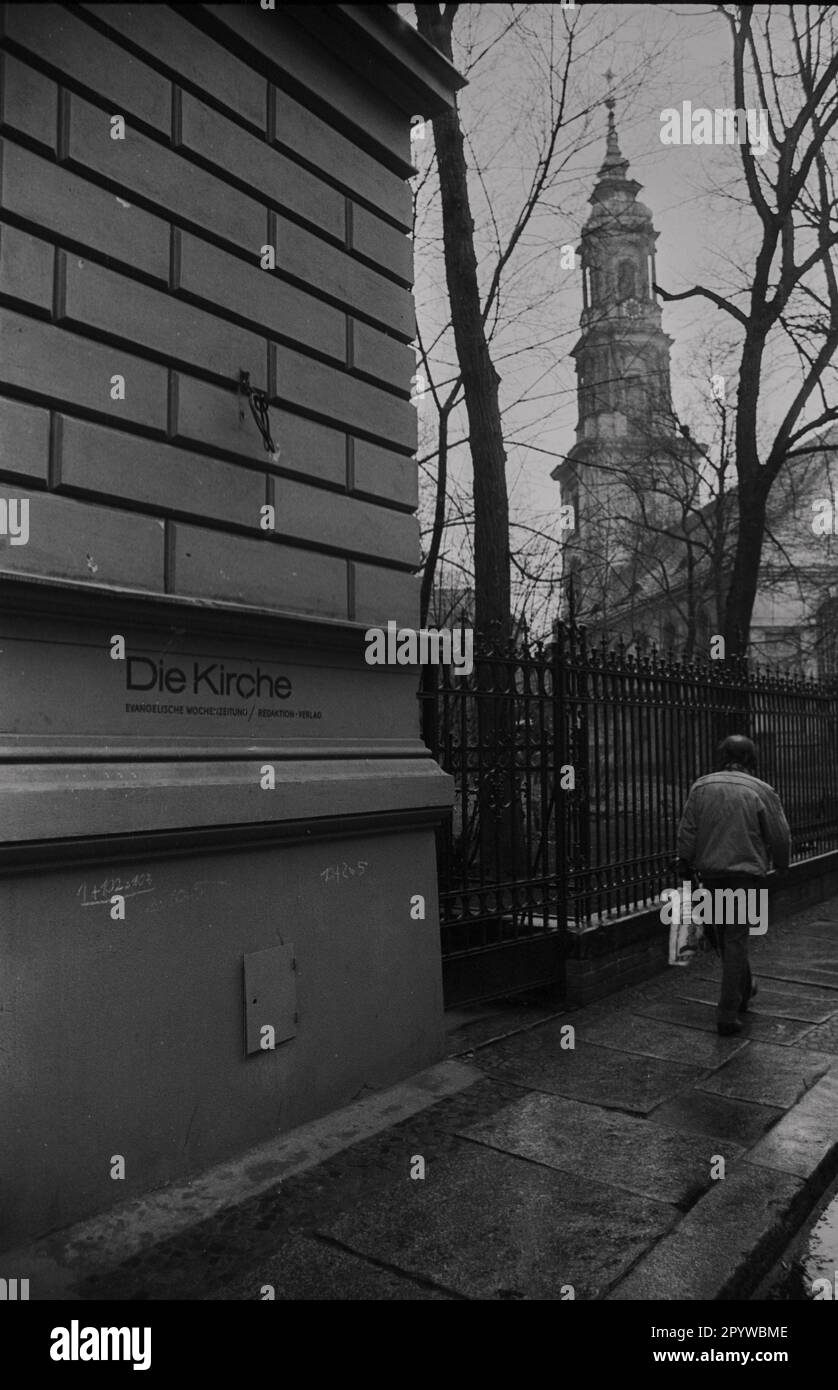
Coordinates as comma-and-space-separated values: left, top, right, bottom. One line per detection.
421, 626, 838, 971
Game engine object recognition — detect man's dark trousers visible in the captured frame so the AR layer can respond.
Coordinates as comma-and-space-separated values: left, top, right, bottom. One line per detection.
702, 874, 765, 1027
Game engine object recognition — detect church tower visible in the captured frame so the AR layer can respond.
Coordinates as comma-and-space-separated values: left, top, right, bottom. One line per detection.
554, 98, 690, 625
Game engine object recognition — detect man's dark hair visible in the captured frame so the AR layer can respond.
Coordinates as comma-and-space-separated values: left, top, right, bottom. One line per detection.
717, 734, 757, 771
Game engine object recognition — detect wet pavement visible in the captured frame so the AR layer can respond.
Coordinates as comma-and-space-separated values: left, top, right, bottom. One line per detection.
758, 1172, 838, 1299
10, 893, 838, 1300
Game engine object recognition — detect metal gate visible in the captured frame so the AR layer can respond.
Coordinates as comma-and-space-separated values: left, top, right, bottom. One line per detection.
421, 638, 572, 1007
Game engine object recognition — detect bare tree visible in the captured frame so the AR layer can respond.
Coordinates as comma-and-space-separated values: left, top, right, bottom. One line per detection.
415, 2, 513, 642
655, 4, 838, 657
413, 3, 658, 640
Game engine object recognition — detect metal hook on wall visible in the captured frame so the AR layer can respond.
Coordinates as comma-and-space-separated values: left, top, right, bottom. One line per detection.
238, 370, 278, 456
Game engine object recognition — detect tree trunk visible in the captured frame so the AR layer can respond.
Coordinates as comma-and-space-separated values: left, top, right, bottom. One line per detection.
416, 5, 520, 906
415, 3, 511, 644
719, 469, 764, 750
684, 538, 696, 658
723, 477, 767, 659
420, 404, 450, 627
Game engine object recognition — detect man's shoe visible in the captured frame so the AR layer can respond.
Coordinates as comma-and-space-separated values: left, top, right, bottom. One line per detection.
718, 1020, 743, 1037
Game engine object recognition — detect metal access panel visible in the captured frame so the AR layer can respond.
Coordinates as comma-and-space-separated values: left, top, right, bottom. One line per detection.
243, 944, 297, 1057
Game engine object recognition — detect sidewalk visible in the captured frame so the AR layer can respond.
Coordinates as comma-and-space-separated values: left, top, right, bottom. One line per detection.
11, 894, 838, 1301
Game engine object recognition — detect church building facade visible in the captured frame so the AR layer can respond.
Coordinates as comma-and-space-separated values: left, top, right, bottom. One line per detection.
555, 104, 838, 676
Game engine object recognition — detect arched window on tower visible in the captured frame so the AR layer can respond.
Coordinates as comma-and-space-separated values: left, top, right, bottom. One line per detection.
617, 259, 636, 301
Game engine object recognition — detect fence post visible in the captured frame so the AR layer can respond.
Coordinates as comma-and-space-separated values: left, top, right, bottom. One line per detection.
574, 626, 592, 920
553, 623, 570, 944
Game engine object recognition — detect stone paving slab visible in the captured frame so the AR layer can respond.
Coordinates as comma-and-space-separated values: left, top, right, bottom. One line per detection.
697, 1041, 834, 1108
637, 995, 821, 1045
753, 945, 838, 971
446, 1002, 565, 1055
753, 939, 838, 968
685, 975, 838, 1022
649, 1090, 783, 1147
760, 931, 838, 954
767, 919, 838, 941
459, 1092, 743, 1206
572, 1011, 747, 1066
61, 1076, 524, 1300
794, 1017, 838, 1052
754, 965, 838, 991
208, 1233, 451, 1300
562, 970, 699, 1028
753, 989, 838, 1023
607, 1163, 808, 1301
674, 994, 830, 1042
746, 1068, 838, 1181
475, 1032, 704, 1114
691, 966, 838, 998
733, 1014, 827, 1045
760, 930, 838, 952
634, 997, 727, 1034
320, 1144, 677, 1300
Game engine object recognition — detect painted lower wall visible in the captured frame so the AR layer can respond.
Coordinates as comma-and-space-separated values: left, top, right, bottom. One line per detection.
1, 823, 444, 1251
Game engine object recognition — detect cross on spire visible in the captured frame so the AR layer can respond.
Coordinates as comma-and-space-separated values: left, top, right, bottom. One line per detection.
604, 66, 617, 132
602, 66, 621, 159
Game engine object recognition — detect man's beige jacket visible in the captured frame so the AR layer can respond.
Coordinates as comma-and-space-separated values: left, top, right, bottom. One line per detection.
677, 771, 791, 879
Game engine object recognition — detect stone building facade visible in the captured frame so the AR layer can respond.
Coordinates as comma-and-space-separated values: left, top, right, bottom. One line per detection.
0, 3, 461, 1249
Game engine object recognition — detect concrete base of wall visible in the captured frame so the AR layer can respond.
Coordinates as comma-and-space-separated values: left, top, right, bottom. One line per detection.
565, 850, 838, 1006
1, 824, 445, 1252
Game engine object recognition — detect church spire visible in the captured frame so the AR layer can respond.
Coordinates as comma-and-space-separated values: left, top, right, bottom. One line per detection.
570, 90, 674, 438
597, 82, 631, 182
606, 95, 618, 149
552, 76, 695, 630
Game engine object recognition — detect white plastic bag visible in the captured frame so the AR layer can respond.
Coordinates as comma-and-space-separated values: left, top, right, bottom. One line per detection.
668, 881, 703, 966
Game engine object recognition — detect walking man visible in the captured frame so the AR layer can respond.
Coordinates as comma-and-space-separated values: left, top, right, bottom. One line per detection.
676, 735, 791, 1036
